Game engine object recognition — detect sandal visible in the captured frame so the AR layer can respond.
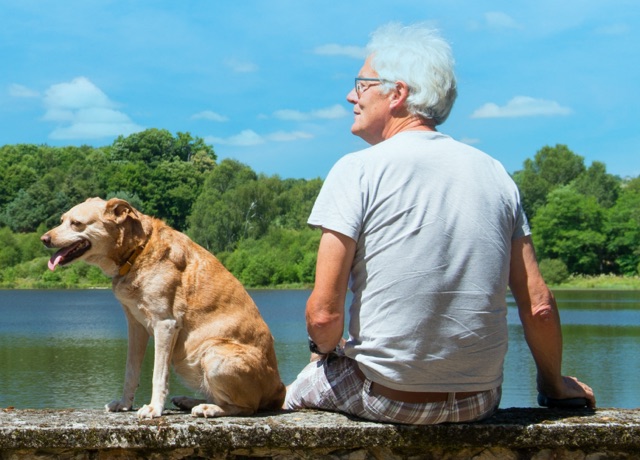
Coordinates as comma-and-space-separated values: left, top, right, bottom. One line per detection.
537, 393, 589, 409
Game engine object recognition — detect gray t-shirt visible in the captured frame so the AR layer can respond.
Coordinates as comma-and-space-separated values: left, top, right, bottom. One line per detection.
308, 130, 530, 392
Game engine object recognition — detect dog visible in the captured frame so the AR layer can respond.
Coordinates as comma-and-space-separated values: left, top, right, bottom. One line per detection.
41, 197, 286, 418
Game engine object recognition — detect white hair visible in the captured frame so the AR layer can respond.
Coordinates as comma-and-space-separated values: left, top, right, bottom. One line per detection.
367, 22, 457, 125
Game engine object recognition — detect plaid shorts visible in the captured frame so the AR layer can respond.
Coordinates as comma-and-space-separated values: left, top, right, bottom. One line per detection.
284, 354, 501, 425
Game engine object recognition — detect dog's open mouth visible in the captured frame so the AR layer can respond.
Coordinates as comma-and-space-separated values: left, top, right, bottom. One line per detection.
48, 239, 91, 271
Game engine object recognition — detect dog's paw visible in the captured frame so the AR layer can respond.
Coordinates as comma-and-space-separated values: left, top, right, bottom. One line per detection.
172, 396, 205, 411
191, 403, 225, 418
105, 400, 132, 413
137, 404, 163, 419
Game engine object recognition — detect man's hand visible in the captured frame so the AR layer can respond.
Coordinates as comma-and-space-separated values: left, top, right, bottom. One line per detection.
538, 375, 596, 409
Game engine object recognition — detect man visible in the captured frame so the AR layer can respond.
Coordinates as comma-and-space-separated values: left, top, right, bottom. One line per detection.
284, 22, 595, 424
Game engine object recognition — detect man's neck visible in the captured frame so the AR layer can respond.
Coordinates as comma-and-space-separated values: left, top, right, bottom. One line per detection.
381, 116, 436, 141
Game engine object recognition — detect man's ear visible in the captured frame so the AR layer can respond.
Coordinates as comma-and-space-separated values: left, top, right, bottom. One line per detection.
389, 80, 410, 111
104, 198, 139, 224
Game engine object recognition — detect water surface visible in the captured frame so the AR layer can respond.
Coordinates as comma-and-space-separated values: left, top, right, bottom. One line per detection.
0, 289, 638, 410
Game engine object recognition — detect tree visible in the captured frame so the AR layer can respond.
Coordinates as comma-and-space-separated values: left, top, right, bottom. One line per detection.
606, 177, 640, 275
104, 130, 216, 229
274, 178, 323, 229
202, 158, 257, 194
0, 163, 38, 207
106, 191, 144, 211
532, 185, 607, 275
512, 144, 586, 221
188, 159, 259, 252
222, 227, 321, 286
110, 128, 177, 163
187, 159, 321, 257
538, 258, 570, 285
0, 227, 21, 267
110, 129, 215, 164
0, 144, 47, 208
571, 161, 620, 209
142, 159, 210, 230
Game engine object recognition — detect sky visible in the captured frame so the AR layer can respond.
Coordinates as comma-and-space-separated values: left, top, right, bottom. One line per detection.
1, 1, 639, 180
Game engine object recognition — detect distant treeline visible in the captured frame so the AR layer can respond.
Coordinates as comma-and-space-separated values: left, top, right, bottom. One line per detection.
0, 129, 638, 288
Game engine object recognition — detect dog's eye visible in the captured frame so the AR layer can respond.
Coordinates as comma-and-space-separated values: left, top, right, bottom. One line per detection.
70, 220, 85, 230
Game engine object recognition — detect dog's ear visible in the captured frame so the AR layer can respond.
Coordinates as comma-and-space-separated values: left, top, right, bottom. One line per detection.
104, 198, 139, 224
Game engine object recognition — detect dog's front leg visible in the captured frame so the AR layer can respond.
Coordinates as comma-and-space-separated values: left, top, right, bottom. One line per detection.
106, 313, 149, 413
137, 318, 179, 419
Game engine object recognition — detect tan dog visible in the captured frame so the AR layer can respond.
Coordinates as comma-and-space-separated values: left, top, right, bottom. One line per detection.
41, 197, 285, 419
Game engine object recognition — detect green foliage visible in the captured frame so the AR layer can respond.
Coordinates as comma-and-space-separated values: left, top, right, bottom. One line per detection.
0, 257, 110, 289
571, 161, 620, 208
221, 227, 321, 287
0, 130, 215, 232
187, 159, 321, 254
110, 129, 214, 164
538, 258, 570, 285
1, 134, 638, 288
105, 191, 144, 211
273, 178, 323, 229
105, 129, 216, 230
513, 144, 586, 220
0, 227, 49, 269
513, 144, 636, 278
555, 273, 640, 289
0, 227, 21, 267
606, 177, 640, 275
532, 185, 607, 275
187, 159, 260, 252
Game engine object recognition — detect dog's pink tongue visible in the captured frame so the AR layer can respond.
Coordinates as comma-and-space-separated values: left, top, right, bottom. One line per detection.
48, 255, 63, 271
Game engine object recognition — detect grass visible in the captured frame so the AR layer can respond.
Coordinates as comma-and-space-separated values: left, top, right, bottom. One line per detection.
2, 275, 640, 291
553, 274, 640, 290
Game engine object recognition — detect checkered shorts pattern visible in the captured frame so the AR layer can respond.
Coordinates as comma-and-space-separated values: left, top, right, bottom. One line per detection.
284, 354, 501, 425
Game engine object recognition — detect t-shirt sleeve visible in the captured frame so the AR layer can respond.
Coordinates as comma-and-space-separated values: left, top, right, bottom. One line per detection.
512, 202, 531, 240
307, 154, 364, 242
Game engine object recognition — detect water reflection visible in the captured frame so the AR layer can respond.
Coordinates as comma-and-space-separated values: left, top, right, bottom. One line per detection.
0, 289, 638, 410
503, 290, 640, 409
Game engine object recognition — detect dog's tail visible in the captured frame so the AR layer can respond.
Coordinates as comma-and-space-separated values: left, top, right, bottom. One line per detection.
262, 381, 287, 411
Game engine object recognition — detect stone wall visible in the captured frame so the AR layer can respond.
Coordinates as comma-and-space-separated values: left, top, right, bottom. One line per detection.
1, 407, 639, 459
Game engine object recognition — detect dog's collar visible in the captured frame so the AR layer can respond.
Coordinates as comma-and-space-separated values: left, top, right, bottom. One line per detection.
118, 246, 145, 276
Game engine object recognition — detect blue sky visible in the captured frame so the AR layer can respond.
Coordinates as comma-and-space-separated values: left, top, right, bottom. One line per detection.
2, 1, 639, 180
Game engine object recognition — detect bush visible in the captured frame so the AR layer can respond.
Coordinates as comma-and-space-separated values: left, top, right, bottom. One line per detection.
0, 227, 21, 267
539, 258, 570, 285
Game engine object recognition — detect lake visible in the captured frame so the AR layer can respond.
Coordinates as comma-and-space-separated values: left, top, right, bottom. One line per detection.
0, 289, 638, 410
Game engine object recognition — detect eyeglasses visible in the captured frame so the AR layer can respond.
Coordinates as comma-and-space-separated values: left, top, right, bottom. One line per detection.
354, 77, 384, 97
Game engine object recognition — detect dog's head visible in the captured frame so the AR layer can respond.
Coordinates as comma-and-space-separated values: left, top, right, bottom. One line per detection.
41, 197, 142, 276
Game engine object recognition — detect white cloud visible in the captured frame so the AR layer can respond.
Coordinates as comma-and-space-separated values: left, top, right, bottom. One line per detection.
224, 58, 258, 73
44, 77, 113, 110
595, 23, 629, 36
191, 110, 229, 122
42, 77, 143, 140
9, 84, 40, 98
471, 96, 572, 119
206, 129, 313, 147
314, 44, 367, 59
207, 129, 264, 147
50, 121, 142, 140
266, 131, 313, 142
484, 11, 521, 30
312, 104, 350, 119
273, 104, 349, 121
459, 137, 481, 146
272, 109, 307, 122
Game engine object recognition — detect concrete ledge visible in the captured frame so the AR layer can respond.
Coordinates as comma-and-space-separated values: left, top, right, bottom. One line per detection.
1, 408, 639, 459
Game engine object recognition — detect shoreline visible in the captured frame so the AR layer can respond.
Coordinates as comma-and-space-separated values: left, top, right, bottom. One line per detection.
1, 278, 640, 291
